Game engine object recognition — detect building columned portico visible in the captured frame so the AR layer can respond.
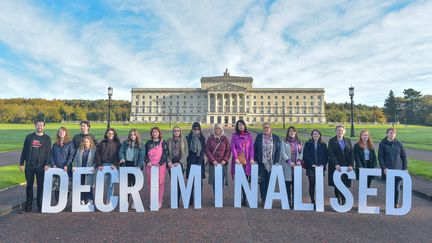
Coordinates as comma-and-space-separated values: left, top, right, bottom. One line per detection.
130, 70, 325, 125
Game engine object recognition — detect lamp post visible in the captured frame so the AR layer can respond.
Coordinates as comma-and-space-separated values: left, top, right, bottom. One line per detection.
169, 106, 172, 128
283, 106, 286, 129
107, 86, 113, 129
349, 86, 355, 137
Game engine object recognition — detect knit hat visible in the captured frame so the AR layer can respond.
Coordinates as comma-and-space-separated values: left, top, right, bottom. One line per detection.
192, 122, 201, 130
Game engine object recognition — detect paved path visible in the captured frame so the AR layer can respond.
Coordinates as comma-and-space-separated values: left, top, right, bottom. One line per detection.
0, 128, 431, 242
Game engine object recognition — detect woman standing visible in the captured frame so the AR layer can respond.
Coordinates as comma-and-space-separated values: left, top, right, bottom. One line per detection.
328, 125, 354, 205
279, 126, 303, 208
167, 126, 189, 204
205, 124, 231, 195
72, 135, 97, 205
95, 128, 121, 204
185, 122, 206, 205
354, 129, 377, 188
119, 129, 145, 209
231, 120, 254, 206
144, 127, 169, 209
302, 129, 328, 205
50, 127, 76, 204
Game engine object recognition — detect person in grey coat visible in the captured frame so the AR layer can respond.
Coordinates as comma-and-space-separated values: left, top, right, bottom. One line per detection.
72, 135, 97, 205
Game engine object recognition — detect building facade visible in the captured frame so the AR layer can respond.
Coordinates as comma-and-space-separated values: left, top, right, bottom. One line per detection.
130, 70, 325, 125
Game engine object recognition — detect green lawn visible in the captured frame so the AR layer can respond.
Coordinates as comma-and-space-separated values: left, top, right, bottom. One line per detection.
0, 123, 206, 152
0, 164, 25, 189
407, 158, 432, 180
251, 124, 432, 151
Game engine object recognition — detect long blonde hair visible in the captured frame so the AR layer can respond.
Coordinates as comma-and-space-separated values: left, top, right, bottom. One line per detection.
79, 135, 96, 150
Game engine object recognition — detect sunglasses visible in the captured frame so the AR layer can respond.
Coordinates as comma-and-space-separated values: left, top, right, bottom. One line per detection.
193, 128, 201, 131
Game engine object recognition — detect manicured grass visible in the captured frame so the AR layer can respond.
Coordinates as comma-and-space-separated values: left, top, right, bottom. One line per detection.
0, 164, 25, 190
408, 158, 432, 180
0, 123, 206, 152
251, 124, 432, 151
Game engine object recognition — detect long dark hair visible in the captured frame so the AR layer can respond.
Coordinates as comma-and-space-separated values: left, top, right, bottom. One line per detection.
310, 129, 324, 144
285, 126, 300, 142
104, 128, 120, 142
127, 128, 141, 148
235, 120, 247, 134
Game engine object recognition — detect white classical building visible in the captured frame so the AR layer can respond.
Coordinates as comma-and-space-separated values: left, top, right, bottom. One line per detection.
130, 70, 325, 125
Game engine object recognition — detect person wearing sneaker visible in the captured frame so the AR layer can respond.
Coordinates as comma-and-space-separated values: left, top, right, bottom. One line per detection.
119, 129, 145, 210
205, 124, 231, 197
254, 122, 280, 207
328, 125, 354, 205
303, 129, 328, 207
19, 120, 52, 213
231, 120, 255, 206
167, 126, 189, 206
95, 128, 121, 204
144, 127, 169, 209
378, 128, 408, 208
50, 127, 76, 206
73, 135, 97, 205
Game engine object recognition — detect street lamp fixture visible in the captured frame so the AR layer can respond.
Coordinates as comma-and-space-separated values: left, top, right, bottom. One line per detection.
107, 86, 113, 129
349, 86, 355, 137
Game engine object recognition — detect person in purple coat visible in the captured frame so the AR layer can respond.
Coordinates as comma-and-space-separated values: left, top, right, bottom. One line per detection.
231, 120, 255, 206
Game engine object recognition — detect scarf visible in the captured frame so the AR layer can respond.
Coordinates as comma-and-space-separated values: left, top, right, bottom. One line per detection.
171, 138, 181, 162
262, 134, 273, 172
190, 133, 202, 157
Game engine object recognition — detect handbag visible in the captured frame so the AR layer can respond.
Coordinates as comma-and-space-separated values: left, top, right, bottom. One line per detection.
238, 152, 247, 165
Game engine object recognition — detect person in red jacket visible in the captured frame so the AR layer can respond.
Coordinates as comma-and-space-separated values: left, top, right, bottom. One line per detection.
205, 124, 231, 195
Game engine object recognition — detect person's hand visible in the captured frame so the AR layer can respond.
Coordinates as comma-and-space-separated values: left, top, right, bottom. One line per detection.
120, 159, 125, 164
274, 163, 280, 166
347, 166, 353, 172
312, 165, 316, 168
147, 163, 152, 168
98, 166, 104, 171
290, 162, 295, 167
335, 165, 341, 172
174, 163, 180, 167
44, 165, 49, 171
168, 162, 173, 168
19, 165, 24, 172
235, 159, 241, 164
220, 160, 226, 165
213, 161, 219, 166
250, 159, 255, 164
384, 168, 387, 175
111, 165, 116, 170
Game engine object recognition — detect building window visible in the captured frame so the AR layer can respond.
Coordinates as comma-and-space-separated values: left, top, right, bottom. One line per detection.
310, 96, 314, 99
261, 96, 263, 99
149, 96, 152, 99
275, 96, 278, 99
156, 96, 159, 99
303, 96, 306, 99
310, 102, 314, 106
254, 96, 256, 99
268, 96, 270, 99
282, 96, 285, 99
296, 96, 299, 99
149, 117, 152, 121
261, 101, 264, 106
296, 101, 299, 106
142, 95, 145, 99
267, 101, 271, 106
289, 101, 292, 105
289, 96, 292, 99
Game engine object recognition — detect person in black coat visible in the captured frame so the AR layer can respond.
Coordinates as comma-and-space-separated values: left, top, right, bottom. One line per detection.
303, 129, 328, 205
354, 129, 377, 188
185, 122, 206, 205
254, 122, 280, 205
328, 125, 354, 205
378, 128, 408, 208
19, 120, 52, 213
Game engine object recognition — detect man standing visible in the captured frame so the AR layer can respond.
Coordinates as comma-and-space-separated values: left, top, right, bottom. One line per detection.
378, 128, 408, 208
72, 120, 97, 149
19, 120, 52, 213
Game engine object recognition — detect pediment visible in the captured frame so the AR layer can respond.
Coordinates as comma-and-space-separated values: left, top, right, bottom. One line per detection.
207, 83, 246, 91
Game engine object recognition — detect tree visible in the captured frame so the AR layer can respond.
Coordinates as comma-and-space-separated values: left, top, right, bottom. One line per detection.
384, 90, 397, 123
403, 88, 422, 124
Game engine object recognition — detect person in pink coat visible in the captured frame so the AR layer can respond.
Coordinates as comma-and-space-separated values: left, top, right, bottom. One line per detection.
231, 120, 255, 206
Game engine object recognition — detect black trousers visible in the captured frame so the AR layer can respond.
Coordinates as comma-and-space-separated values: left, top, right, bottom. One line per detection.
259, 165, 271, 202
307, 175, 316, 203
25, 165, 45, 209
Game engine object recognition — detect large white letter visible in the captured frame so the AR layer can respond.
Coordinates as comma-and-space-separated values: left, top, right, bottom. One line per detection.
119, 167, 144, 213
264, 165, 289, 209
94, 166, 119, 212
150, 166, 159, 211
386, 169, 412, 216
330, 167, 355, 213
42, 168, 68, 213
315, 166, 325, 212
294, 166, 313, 211
234, 164, 258, 208
170, 165, 202, 209
72, 167, 95, 212
214, 164, 223, 208
358, 168, 381, 214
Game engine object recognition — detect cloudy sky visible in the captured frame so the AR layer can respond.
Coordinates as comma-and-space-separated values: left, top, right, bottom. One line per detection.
0, 0, 431, 106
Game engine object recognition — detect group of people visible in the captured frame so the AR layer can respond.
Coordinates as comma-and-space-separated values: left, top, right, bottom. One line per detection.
19, 119, 407, 213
